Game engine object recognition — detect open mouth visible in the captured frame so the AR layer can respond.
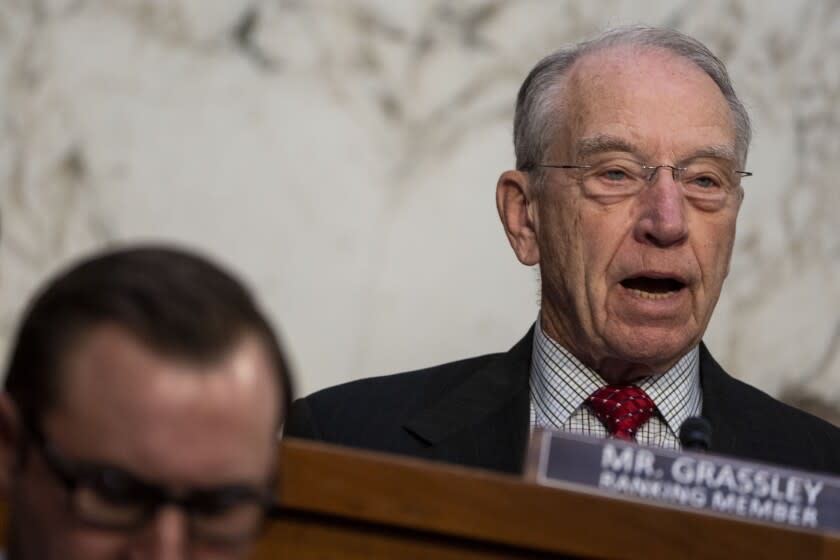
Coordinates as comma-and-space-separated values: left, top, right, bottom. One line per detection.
620, 276, 686, 300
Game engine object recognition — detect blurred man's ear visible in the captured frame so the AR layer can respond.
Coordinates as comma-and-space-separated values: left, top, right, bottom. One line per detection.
496, 170, 541, 266
0, 394, 22, 497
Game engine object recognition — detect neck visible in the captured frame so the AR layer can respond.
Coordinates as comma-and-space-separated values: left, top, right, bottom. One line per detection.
538, 309, 676, 385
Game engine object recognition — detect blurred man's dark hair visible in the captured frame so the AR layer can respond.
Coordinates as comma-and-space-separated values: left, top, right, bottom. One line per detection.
4, 245, 293, 428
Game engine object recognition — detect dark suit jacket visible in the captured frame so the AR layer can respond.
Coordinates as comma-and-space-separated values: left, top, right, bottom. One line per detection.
286, 329, 840, 476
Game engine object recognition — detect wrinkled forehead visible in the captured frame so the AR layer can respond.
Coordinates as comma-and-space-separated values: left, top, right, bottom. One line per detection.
553, 45, 737, 160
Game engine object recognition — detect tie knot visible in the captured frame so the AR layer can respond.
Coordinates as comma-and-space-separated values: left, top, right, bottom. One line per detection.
586, 385, 657, 441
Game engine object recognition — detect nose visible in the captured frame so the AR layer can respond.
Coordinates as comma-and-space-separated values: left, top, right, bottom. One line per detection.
130, 506, 189, 560
633, 166, 688, 247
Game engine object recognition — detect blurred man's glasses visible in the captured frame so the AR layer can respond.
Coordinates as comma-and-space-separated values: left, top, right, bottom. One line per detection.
527, 156, 752, 207
25, 423, 277, 547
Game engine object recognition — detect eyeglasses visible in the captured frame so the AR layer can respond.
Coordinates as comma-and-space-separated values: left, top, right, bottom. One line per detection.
27, 424, 277, 547
529, 156, 752, 207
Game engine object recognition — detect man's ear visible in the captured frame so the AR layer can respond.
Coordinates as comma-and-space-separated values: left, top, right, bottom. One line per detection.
496, 169, 540, 266
0, 394, 22, 497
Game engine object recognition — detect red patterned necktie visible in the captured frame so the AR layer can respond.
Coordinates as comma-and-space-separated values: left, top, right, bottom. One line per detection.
586, 385, 657, 441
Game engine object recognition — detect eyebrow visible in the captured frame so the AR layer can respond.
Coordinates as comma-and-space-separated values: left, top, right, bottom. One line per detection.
574, 135, 738, 165
575, 135, 639, 160
682, 145, 738, 164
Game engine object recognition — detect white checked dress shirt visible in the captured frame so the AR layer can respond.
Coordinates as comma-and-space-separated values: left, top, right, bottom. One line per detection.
529, 318, 702, 449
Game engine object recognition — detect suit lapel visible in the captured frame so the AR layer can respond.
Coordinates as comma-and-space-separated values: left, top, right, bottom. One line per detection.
403, 329, 533, 472
700, 343, 753, 457
402, 335, 751, 472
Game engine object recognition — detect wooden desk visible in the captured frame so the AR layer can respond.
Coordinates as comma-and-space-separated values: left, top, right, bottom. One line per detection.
254, 439, 840, 559
1, 439, 837, 558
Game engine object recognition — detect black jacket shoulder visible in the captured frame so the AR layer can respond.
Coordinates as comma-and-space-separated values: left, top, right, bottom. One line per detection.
701, 345, 840, 475
285, 352, 505, 450
285, 332, 534, 473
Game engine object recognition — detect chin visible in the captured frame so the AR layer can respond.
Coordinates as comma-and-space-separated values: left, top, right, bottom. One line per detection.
603, 328, 697, 373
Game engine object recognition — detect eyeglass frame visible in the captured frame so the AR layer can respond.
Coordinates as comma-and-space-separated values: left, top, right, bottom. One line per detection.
527, 162, 753, 182
22, 420, 280, 546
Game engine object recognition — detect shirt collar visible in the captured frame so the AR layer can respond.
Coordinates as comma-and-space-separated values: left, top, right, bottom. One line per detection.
530, 316, 702, 435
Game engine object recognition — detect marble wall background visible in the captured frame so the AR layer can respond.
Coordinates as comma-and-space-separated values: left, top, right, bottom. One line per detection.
1, 0, 839, 423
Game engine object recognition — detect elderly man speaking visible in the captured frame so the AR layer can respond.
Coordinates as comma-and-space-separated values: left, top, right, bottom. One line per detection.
287, 26, 840, 475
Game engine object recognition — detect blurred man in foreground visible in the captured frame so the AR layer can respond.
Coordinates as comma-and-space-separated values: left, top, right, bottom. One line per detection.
0, 246, 293, 559
287, 26, 840, 474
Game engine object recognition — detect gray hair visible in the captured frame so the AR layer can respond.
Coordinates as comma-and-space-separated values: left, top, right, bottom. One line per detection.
514, 25, 752, 190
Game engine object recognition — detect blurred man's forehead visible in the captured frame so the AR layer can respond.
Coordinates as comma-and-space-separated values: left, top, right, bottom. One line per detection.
44, 324, 279, 485
52, 323, 280, 411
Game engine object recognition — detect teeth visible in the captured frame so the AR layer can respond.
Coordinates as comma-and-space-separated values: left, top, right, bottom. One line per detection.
628, 288, 676, 300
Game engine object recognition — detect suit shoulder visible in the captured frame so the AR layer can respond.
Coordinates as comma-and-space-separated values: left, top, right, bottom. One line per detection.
285, 351, 505, 442
302, 352, 504, 408
707, 368, 840, 474
723, 374, 840, 438
702, 346, 840, 443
